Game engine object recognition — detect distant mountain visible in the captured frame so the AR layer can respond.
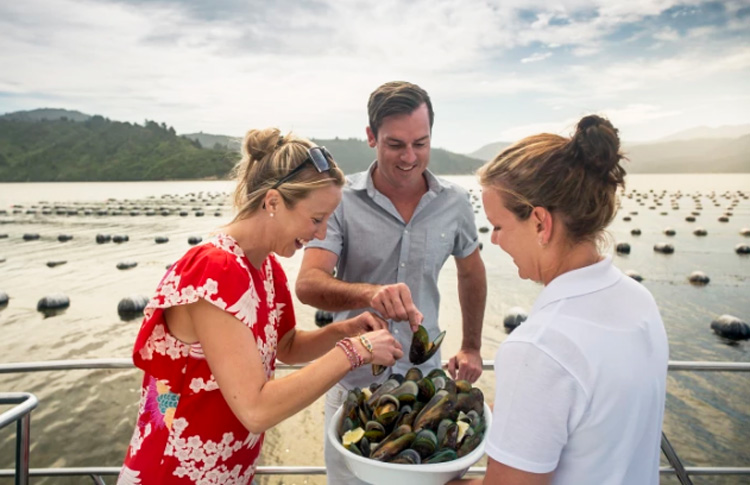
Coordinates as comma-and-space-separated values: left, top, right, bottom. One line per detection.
658, 124, 750, 142
182, 132, 243, 152
467, 141, 513, 162
0, 108, 91, 123
0, 113, 239, 181
182, 134, 486, 175
624, 136, 749, 173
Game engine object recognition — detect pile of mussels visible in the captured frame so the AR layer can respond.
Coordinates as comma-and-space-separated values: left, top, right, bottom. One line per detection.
336, 366, 486, 465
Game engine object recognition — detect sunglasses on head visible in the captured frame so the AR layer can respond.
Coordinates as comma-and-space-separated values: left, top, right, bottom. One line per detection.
271, 146, 334, 190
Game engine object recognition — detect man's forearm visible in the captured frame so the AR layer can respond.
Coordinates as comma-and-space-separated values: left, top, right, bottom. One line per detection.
457, 258, 487, 351
296, 268, 378, 312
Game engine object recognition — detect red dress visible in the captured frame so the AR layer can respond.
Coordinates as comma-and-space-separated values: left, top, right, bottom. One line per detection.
118, 233, 295, 485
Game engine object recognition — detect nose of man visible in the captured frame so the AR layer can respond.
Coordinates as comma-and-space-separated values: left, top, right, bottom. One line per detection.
401, 145, 417, 163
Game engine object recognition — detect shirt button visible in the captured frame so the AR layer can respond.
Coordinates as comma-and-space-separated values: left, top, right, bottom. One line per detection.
394, 329, 399, 334
441, 233, 446, 238
404, 229, 409, 234
400, 262, 405, 267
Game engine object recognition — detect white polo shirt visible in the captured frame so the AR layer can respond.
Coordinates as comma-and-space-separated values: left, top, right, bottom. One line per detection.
486, 256, 669, 484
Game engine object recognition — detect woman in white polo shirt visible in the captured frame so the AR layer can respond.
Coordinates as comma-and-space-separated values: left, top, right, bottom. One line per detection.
450, 115, 669, 485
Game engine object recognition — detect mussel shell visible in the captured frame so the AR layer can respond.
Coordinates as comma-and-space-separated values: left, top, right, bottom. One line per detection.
457, 431, 484, 458
338, 390, 360, 437
390, 448, 421, 464
455, 379, 472, 393
414, 390, 458, 432
409, 326, 446, 365
412, 429, 438, 459
359, 436, 371, 456
404, 367, 424, 381
346, 443, 363, 456
371, 429, 416, 462
456, 387, 484, 415
427, 368, 447, 379
374, 394, 400, 417
364, 421, 386, 442
416, 377, 436, 402
372, 364, 388, 376
368, 378, 401, 407
424, 448, 458, 464
376, 410, 401, 429
391, 380, 419, 405
437, 419, 458, 450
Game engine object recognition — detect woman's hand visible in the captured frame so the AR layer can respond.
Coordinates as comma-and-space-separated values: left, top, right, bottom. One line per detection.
352, 329, 403, 366
341, 311, 390, 336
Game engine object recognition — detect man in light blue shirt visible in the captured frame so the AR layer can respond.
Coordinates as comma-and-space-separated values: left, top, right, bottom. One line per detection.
296, 81, 487, 484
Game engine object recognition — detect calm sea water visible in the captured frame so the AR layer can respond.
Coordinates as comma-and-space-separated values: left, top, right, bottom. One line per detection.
0, 174, 748, 484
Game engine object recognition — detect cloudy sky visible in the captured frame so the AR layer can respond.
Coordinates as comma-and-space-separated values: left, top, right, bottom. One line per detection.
1, 0, 749, 153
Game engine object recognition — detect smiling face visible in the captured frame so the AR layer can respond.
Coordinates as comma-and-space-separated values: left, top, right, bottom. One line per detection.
482, 186, 542, 282
367, 103, 431, 193
273, 183, 342, 258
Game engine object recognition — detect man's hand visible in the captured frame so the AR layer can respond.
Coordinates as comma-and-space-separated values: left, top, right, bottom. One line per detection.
370, 283, 422, 332
446, 348, 483, 383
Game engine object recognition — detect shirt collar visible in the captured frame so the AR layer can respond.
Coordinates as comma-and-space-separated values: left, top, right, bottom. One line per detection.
531, 256, 621, 314
350, 160, 446, 197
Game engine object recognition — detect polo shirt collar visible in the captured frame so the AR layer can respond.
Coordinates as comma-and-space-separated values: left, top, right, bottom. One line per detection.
354, 160, 446, 198
531, 256, 621, 314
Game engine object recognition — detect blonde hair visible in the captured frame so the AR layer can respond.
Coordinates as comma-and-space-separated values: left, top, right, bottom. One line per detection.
479, 115, 626, 244
231, 128, 345, 222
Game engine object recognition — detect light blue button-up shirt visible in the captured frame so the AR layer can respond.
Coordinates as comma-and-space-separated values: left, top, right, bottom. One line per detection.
306, 161, 479, 389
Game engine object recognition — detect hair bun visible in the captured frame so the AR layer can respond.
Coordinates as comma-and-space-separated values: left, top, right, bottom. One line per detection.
570, 115, 624, 184
243, 128, 283, 162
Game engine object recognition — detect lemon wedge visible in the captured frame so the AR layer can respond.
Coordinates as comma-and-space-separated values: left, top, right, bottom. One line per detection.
457, 421, 470, 443
342, 427, 365, 447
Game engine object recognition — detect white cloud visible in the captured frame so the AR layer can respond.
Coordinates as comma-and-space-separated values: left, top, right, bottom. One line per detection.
521, 52, 553, 63
0, 0, 748, 152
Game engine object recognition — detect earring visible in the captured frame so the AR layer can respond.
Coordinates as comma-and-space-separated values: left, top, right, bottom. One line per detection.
269, 213, 275, 218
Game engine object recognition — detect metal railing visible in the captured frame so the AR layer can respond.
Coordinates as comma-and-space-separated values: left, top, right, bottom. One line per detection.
0, 392, 39, 485
1, 359, 749, 484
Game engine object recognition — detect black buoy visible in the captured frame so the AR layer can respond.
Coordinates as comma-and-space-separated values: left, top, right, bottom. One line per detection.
631, 228, 641, 236
478, 242, 484, 251
0, 234, 8, 239
46, 261, 67, 268
693, 228, 708, 236
710, 315, 750, 341
623, 216, 631, 221
740, 228, 750, 237
654, 242, 674, 254
478, 226, 490, 233
117, 295, 150, 321
23, 233, 41, 241
663, 228, 676, 236
314, 309, 334, 328
688, 271, 710, 285
503, 307, 527, 334
37, 294, 70, 311
57, 234, 74, 242
718, 216, 729, 222
615, 242, 631, 255
188, 236, 202, 245
625, 270, 643, 282
736, 244, 750, 255
0, 290, 8, 307
112, 235, 129, 243
685, 216, 696, 222
155, 236, 169, 244
96, 234, 112, 244
116, 261, 138, 270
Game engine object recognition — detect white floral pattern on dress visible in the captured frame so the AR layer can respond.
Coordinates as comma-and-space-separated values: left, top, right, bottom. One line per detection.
189, 376, 219, 394
166, 418, 257, 485
117, 465, 143, 485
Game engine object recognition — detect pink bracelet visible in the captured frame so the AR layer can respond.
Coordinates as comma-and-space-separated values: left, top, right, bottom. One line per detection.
336, 338, 364, 370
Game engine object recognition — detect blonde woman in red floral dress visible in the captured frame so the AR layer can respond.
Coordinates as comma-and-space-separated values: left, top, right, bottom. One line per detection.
118, 128, 404, 485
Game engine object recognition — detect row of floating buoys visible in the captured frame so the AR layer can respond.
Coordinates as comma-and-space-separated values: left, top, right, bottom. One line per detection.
2, 233, 202, 245
1, 291, 150, 321
616, 242, 750, 255
501, 306, 749, 342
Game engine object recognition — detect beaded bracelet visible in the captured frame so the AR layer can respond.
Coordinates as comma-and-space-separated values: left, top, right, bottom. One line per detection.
358, 335, 374, 355
336, 338, 364, 370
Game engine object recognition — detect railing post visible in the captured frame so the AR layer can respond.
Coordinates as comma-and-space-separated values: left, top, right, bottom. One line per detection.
661, 431, 694, 485
15, 414, 31, 485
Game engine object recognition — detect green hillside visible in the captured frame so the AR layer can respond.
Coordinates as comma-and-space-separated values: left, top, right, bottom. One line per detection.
0, 116, 239, 181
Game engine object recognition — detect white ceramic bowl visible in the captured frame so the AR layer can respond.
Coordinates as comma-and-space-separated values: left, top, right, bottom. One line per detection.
327, 401, 491, 485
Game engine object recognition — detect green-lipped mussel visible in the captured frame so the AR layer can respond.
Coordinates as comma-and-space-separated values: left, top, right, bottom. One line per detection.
336, 366, 486, 465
